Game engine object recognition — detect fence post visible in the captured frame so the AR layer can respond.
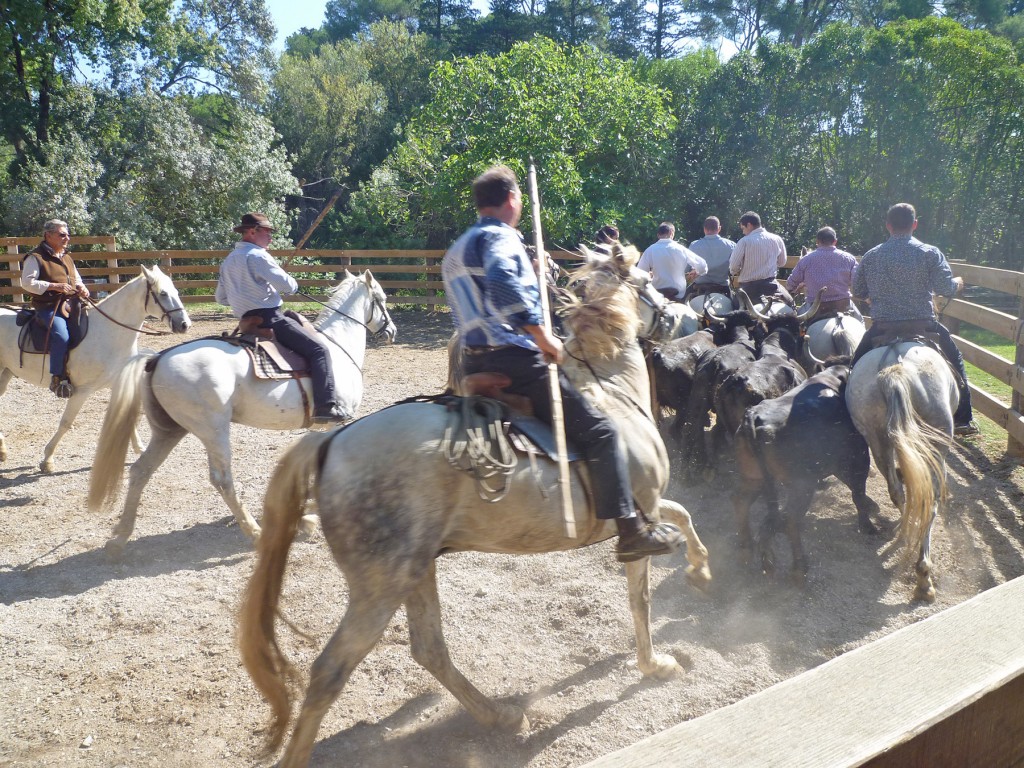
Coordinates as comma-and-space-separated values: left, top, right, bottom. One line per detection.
6, 243, 23, 304
1011, 298, 1024, 458
105, 236, 118, 288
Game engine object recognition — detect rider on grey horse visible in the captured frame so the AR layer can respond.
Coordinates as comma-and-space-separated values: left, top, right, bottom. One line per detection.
215, 212, 347, 424
442, 164, 682, 562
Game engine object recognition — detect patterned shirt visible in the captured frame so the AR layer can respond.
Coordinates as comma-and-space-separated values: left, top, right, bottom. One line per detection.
637, 238, 707, 294
442, 216, 544, 350
787, 246, 859, 303
215, 240, 298, 317
688, 234, 735, 286
852, 235, 957, 321
730, 227, 787, 282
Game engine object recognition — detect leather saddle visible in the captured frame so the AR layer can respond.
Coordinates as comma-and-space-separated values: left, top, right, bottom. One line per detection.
227, 310, 317, 380
458, 373, 582, 461
16, 299, 89, 357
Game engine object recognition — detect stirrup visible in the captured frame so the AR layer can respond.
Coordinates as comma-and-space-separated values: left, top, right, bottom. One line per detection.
50, 375, 73, 399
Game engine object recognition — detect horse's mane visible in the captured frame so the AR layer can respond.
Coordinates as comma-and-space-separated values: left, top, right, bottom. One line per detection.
313, 271, 361, 328
561, 244, 641, 360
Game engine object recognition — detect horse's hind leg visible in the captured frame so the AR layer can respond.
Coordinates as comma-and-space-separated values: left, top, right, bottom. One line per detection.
282, 589, 405, 768
657, 499, 711, 589
106, 424, 185, 556
40, 390, 89, 473
624, 557, 681, 680
201, 429, 261, 542
405, 560, 529, 732
914, 503, 938, 603
0, 369, 10, 463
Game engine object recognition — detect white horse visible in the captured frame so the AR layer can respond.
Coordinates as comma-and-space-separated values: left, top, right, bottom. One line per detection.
238, 252, 711, 768
0, 265, 190, 472
87, 269, 396, 554
846, 342, 957, 602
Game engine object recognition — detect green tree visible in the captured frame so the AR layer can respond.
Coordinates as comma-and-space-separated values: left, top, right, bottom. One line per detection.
343, 37, 677, 247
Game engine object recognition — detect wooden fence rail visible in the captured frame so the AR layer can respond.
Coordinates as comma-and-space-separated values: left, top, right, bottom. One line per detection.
2, 244, 1022, 454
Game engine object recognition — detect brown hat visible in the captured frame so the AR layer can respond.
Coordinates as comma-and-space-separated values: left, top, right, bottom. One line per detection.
233, 212, 274, 233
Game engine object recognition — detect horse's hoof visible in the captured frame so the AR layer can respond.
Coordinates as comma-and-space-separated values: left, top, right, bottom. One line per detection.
685, 563, 712, 592
494, 704, 529, 734
104, 538, 127, 560
39, 459, 54, 474
914, 584, 936, 603
296, 514, 318, 540
641, 652, 682, 681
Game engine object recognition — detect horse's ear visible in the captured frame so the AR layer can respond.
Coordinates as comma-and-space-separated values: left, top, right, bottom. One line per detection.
362, 270, 374, 285
141, 264, 153, 280
344, 269, 354, 280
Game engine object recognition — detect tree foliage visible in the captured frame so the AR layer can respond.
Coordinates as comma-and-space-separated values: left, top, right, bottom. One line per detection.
343, 37, 677, 247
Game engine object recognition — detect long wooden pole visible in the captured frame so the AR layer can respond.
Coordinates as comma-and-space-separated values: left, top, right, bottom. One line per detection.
527, 159, 576, 539
282, 188, 344, 267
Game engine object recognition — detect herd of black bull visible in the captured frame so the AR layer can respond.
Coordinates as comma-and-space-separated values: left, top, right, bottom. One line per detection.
652, 309, 881, 580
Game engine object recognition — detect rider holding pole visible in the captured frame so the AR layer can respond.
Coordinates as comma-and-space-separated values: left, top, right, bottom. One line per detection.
20, 219, 90, 398
441, 165, 682, 562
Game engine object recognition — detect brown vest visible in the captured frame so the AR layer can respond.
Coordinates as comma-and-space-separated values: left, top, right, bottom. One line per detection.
23, 242, 76, 312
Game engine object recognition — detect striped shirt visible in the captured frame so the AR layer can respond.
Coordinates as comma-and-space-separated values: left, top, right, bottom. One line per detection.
852, 235, 957, 322
688, 235, 735, 286
786, 246, 858, 303
215, 241, 298, 317
442, 217, 543, 350
730, 227, 787, 282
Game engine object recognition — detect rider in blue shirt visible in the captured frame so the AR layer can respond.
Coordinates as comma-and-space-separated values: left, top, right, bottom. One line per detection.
442, 165, 681, 562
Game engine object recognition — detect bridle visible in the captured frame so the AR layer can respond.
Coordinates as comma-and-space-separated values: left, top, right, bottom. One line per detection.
295, 284, 395, 373
84, 278, 187, 336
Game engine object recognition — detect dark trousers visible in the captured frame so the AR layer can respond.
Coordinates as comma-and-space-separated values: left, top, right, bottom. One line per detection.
243, 306, 337, 410
36, 307, 73, 377
851, 320, 973, 424
464, 345, 634, 520
683, 282, 730, 303
737, 278, 794, 308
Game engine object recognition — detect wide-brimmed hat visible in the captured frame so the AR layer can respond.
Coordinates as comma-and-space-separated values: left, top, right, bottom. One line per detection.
233, 212, 274, 233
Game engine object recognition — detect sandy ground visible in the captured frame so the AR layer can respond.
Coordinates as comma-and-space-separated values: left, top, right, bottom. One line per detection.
2, 309, 1023, 768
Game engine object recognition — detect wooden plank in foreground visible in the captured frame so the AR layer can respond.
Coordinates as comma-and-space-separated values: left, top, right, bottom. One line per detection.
583, 576, 1024, 768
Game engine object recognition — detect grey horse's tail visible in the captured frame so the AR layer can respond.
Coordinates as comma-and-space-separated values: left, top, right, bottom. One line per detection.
879, 364, 949, 553
239, 429, 333, 757
87, 352, 153, 512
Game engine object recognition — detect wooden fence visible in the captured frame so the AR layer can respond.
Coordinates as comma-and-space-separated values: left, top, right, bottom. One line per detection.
2, 242, 1023, 455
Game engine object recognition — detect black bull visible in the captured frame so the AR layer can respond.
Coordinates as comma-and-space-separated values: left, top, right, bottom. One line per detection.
731, 363, 882, 579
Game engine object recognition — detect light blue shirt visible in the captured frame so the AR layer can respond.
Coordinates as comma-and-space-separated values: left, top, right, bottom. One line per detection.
215, 241, 298, 317
442, 217, 543, 350
689, 234, 735, 286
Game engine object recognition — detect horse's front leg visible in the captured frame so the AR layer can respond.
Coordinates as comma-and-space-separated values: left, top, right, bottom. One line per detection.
913, 503, 938, 603
406, 560, 528, 732
203, 429, 261, 542
0, 369, 10, 462
657, 499, 711, 590
40, 390, 89, 473
624, 557, 681, 680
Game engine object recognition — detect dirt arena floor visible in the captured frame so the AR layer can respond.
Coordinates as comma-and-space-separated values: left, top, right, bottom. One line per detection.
2, 308, 1023, 767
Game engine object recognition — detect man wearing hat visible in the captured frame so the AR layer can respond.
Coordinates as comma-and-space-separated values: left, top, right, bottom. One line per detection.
215, 212, 347, 424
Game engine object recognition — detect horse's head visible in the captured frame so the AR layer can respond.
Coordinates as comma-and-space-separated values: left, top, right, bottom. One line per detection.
571, 244, 666, 341
561, 249, 642, 360
318, 270, 397, 344
361, 270, 396, 344
141, 264, 191, 334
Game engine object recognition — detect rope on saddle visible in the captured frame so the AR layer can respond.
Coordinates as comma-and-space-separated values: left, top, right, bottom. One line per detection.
441, 395, 517, 503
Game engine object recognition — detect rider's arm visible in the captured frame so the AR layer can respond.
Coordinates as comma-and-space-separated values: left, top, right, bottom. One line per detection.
19, 255, 50, 295
481, 229, 544, 332
250, 251, 299, 296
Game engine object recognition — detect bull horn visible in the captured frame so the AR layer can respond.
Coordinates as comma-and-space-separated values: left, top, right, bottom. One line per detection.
703, 297, 726, 323
804, 338, 826, 368
797, 285, 827, 322
736, 288, 770, 320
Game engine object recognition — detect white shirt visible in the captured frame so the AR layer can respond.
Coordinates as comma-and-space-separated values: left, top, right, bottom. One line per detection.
730, 227, 787, 282
215, 241, 298, 317
637, 238, 707, 294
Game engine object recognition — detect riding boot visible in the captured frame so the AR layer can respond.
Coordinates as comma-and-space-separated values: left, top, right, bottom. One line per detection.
49, 374, 73, 399
614, 515, 683, 563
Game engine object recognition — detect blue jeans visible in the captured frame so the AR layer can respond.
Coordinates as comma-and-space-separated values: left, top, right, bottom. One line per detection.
36, 307, 70, 377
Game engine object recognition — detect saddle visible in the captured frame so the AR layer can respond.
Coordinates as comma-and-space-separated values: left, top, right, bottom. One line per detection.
16, 299, 89, 361
867, 320, 941, 353
224, 310, 319, 380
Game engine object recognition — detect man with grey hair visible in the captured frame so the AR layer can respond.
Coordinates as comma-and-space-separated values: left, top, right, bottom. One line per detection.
20, 219, 90, 397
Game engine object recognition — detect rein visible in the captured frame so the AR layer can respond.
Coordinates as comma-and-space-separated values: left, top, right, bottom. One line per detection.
296, 288, 392, 373
84, 281, 184, 336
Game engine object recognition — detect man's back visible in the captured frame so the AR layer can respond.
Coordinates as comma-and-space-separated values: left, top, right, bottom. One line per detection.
853, 235, 955, 322
689, 235, 734, 285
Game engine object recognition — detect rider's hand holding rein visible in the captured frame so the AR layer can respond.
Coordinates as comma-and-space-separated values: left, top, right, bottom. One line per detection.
525, 323, 564, 364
